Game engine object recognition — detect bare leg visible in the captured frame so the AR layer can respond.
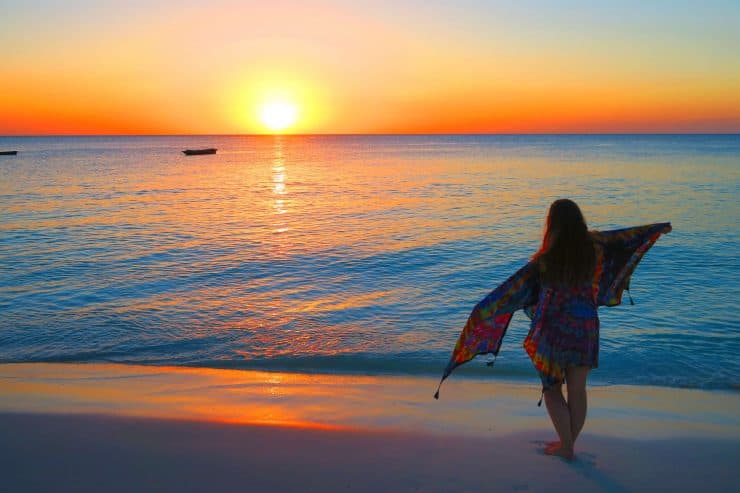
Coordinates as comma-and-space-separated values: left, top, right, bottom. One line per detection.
566, 366, 589, 445
543, 383, 574, 459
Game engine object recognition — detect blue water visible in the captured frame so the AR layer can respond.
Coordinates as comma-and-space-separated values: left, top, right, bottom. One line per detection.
1, 135, 738, 389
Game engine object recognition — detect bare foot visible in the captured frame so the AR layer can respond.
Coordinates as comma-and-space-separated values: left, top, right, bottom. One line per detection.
544, 443, 574, 461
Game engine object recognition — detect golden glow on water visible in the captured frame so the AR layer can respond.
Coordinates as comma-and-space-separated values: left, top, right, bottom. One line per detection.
295, 290, 394, 313
2, 135, 737, 389
2, 136, 704, 261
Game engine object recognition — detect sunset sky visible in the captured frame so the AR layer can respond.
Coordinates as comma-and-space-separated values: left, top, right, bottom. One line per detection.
1, 0, 739, 135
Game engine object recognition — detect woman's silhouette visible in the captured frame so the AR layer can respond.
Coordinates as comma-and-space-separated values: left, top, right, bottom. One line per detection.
435, 199, 671, 460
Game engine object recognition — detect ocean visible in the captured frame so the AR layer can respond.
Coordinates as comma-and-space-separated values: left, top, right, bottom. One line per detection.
0, 135, 738, 390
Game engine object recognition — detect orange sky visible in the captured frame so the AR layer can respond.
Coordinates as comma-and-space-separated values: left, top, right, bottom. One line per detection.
1, 1, 739, 134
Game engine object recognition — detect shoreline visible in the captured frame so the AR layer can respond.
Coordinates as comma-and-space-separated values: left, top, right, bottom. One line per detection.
2, 357, 735, 392
1, 362, 738, 438
2, 363, 739, 492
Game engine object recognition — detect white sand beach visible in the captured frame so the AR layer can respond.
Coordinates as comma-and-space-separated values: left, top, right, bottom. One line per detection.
1, 363, 738, 492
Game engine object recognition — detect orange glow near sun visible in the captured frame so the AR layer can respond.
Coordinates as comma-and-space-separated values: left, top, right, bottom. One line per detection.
1, 2, 738, 134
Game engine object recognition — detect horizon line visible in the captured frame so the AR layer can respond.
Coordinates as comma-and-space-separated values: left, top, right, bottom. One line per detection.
2, 132, 740, 138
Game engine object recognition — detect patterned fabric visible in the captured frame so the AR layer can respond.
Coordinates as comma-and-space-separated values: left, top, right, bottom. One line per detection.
523, 278, 600, 389
434, 222, 672, 398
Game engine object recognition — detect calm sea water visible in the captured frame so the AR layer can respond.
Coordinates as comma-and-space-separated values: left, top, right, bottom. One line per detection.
0, 135, 738, 389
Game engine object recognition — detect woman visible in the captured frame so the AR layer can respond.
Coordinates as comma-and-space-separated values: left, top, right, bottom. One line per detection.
528, 198, 597, 460
434, 199, 671, 461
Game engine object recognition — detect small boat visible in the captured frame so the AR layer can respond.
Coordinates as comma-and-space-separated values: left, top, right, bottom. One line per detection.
182, 148, 217, 156
0, 151, 18, 156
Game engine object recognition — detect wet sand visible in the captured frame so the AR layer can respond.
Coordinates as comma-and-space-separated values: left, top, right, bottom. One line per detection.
1, 363, 738, 492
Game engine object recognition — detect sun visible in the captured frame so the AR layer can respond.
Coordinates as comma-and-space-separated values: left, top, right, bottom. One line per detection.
259, 101, 298, 132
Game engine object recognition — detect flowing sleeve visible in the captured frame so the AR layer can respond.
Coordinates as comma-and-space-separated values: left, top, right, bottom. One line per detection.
591, 222, 672, 307
434, 261, 539, 398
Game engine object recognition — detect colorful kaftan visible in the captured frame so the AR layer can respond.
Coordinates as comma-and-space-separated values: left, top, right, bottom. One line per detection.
523, 276, 600, 389
434, 222, 672, 398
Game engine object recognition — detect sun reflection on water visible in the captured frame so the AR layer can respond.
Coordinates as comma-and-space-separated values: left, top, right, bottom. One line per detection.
271, 138, 289, 235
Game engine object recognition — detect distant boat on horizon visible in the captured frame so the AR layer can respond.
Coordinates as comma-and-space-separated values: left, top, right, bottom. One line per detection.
182, 148, 217, 156
0, 150, 18, 156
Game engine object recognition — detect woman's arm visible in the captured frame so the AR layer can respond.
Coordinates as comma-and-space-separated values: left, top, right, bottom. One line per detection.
590, 223, 672, 250
591, 223, 672, 306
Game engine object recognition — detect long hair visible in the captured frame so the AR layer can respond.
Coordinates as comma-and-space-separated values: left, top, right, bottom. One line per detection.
533, 199, 596, 284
